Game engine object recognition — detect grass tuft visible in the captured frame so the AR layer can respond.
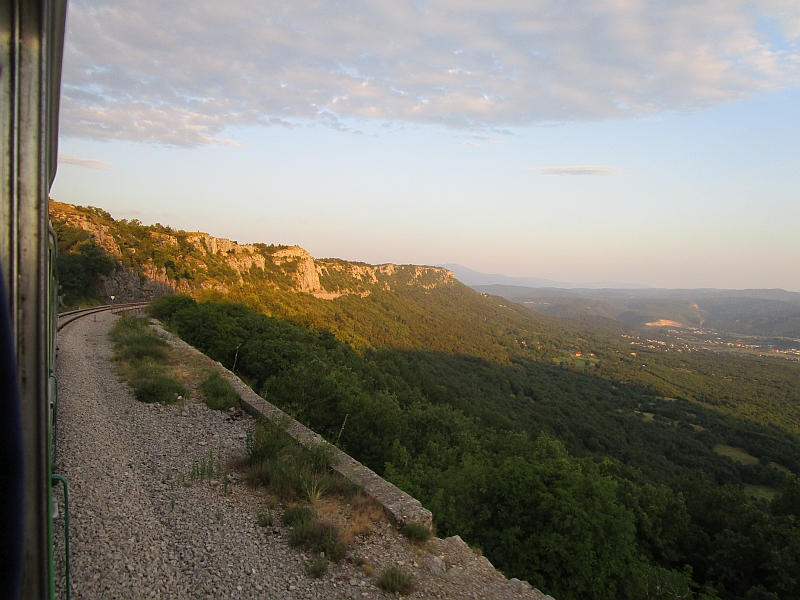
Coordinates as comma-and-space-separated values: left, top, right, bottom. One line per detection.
247, 418, 351, 502
200, 371, 240, 411
282, 504, 314, 526
131, 374, 187, 404
111, 316, 186, 403
377, 566, 414, 595
257, 510, 274, 527
306, 556, 329, 578
289, 518, 345, 562
401, 522, 432, 543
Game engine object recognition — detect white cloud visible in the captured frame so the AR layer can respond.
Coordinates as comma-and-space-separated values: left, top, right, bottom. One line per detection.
526, 165, 621, 177
60, 0, 800, 146
57, 152, 113, 170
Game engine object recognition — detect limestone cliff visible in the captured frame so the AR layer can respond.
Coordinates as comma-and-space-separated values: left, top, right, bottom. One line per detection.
271, 246, 322, 293
49, 201, 454, 302
53, 207, 123, 258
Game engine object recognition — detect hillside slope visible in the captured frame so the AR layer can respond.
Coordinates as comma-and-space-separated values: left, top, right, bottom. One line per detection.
51, 201, 800, 600
50, 200, 453, 301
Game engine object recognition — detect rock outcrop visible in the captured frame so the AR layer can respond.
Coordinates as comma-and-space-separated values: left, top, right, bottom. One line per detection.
99, 270, 173, 303
49, 201, 455, 301
271, 246, 323, 293
53, 208, 123, 258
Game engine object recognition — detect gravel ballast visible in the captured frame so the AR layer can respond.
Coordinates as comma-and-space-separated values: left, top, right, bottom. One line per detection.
53, 310, 552, 600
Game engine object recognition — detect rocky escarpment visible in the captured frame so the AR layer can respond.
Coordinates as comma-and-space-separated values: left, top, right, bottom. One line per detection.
49, 201, 455, 302
97, 270, 173, 303
53, 206, 124, 258
272, 246, 322, 293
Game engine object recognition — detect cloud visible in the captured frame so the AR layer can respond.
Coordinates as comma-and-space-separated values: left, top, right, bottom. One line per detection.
57, 152, 113, 170
525, 165, 621, 177
470, 135, 507, 145
60, 0, 800, 146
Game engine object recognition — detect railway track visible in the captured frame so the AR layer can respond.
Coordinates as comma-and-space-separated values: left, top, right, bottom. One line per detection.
57, 301, 150, 331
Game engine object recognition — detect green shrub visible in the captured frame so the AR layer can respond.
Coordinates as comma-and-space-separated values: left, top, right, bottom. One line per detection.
249, 417, 296, 462
289, 518, 345, 562
306, 556, 329, 578
117, 337, 169, 363
111, 316, 186, 404
247, 419, 344, 500
55, 234, 116, 308
401, 522, 431, 543
257, 511, 274, 527
307, 441, 337, 473
282, 504, 313, 526
200, 371, 240, 410
377, 566, 414, 595
131, 374, 186, 404
148, 293, 197, 321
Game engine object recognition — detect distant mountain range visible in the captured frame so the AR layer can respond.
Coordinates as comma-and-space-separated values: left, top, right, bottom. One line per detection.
438, 265, 800, 340
439, 264, 650, 290
472, 283, 800, 305
469, 284, 800, 341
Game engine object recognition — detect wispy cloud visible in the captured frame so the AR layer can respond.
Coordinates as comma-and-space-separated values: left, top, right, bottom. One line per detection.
57, 152, 113, 170
469, 135, 507, 145
60, 0, 800, 146
525, 166, 622, 177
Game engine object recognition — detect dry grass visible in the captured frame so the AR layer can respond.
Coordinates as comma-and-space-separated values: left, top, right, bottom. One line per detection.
745, 484, 777, 502
226, 453, 250, 472
351, 553, 375, 576
771, 462, 792, 475
311, 498, 341, 521
162, 344, 240, 406
284, 490, 386, 555
361, 560, 375, 577
714, 444, 759, 466
339, 492, 386, 546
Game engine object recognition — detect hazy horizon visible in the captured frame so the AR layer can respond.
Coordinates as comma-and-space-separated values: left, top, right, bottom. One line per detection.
52, 0, 800, 291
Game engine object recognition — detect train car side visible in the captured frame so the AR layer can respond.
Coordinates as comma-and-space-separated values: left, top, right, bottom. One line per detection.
1, 1, 69, 598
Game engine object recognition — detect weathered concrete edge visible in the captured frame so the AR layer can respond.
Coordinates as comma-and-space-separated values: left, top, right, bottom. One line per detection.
151, 321, 433, 531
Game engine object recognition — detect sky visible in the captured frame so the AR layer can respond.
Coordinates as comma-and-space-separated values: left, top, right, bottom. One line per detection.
52, 0, 800, 291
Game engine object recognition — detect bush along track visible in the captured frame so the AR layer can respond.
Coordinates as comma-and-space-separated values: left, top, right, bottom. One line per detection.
200, 371, 240, 411
247, 418, 360, 577
110, 315, 187, 404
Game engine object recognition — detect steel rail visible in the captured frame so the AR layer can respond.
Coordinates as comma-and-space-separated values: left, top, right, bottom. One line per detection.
56, 302, 151, 332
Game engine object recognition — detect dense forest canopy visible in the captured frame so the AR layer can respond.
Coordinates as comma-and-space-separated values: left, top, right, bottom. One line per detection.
151, 294, 800, 600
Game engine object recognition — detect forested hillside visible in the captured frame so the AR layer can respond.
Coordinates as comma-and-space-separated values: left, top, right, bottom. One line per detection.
52, 202, 800, 599
49, 200, 453, 307
152, 295, 800, 600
